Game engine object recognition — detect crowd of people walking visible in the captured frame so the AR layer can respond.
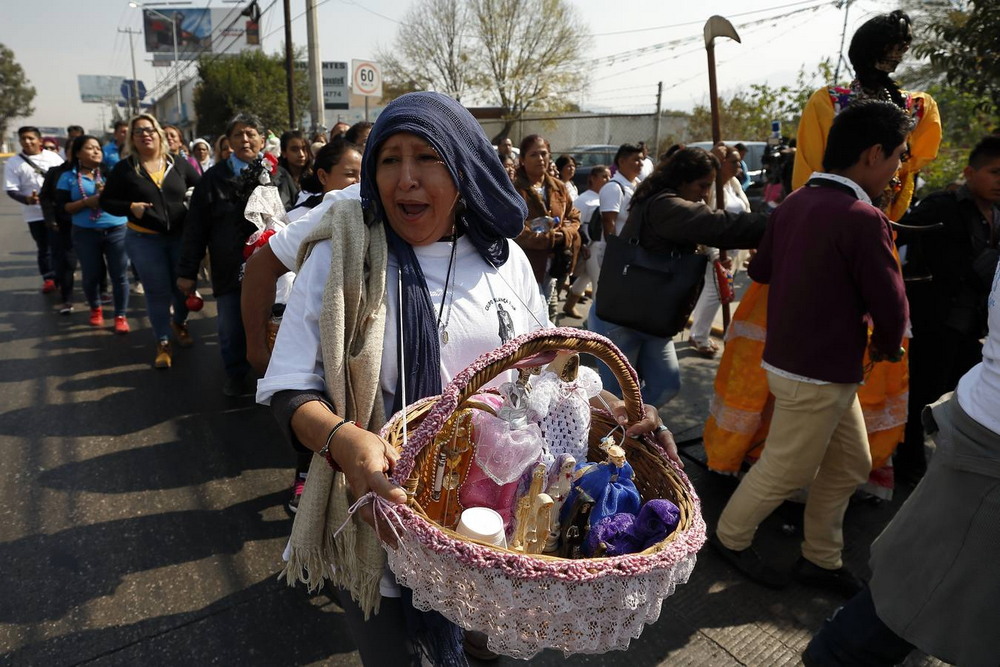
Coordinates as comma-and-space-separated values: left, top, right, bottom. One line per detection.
4, 9, 1000, 664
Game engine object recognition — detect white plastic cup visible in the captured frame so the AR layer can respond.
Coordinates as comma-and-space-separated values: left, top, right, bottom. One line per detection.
456, 507, 507, 548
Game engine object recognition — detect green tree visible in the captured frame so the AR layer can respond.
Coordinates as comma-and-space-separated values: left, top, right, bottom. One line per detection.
910, 0, 1000, 110
0, 44, 36, 145
194, 50, 309, 138
470, 0, 587, 141
378, 0, 475, 103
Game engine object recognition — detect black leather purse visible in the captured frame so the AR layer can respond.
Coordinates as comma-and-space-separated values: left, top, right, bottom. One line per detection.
595, 198, 708, 338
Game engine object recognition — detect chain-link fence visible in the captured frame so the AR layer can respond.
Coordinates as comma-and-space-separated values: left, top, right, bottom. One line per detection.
478, 111, 690, 157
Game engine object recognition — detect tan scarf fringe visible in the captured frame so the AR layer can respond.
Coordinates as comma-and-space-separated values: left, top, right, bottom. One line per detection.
277, 199, 389, 619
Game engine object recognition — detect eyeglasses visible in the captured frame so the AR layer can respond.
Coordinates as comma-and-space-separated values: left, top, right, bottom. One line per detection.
43, 145, 57, 151
134, 127, 157, 136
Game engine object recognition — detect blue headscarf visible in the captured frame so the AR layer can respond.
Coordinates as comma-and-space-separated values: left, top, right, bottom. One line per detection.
360, 91, 527, 265
361, 92, 528, 413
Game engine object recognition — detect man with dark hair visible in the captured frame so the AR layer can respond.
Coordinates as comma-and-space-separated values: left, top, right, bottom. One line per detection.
4, 125, 64, 293
711, 99, 911, 595
894, 135, 1000, 482
178, 113, 266, 396
103, 120, 129, 170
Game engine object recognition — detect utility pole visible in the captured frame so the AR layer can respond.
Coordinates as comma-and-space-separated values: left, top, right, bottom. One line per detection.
118, 27, 142, 117
305, 0, 324, 133
283, 0, 296, 129
654, 81, 663, 155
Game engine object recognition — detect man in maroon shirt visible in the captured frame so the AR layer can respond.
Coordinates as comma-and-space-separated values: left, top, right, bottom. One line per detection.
711, 100, 912, 596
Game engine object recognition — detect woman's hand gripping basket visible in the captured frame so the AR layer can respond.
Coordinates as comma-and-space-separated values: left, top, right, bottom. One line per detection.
377, 327, 706, 659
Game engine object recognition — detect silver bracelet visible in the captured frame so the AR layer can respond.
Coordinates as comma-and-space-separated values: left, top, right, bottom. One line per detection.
653, 424, 671, 437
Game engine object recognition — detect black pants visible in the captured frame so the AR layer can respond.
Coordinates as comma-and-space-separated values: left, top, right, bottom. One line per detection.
27, 220, 54, 280
898, 321, 982, 474
50, 225, 77, 303
803, 587, 914, 666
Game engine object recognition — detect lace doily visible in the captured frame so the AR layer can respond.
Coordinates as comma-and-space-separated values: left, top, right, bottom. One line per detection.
527, 367, 603, 464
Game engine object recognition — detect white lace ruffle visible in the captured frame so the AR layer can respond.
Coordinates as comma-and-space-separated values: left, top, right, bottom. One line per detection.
385, 538, 698, 659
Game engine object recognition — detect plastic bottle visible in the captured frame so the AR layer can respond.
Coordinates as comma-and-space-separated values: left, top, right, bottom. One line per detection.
529, 215, 559, 234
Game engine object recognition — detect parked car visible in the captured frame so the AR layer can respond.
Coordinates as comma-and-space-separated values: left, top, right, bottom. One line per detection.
560, 144, 619, 191
687, 140, 769, 210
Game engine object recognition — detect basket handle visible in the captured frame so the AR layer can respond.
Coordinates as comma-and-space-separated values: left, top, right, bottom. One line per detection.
391, 327, 645, 484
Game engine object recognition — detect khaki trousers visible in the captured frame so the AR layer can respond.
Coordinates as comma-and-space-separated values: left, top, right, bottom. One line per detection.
717, 371, 872, 569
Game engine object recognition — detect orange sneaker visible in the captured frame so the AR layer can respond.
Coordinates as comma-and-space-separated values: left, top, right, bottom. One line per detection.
113, 316, 130, 334
89, 307, 104, 327
42, 279, 57, 294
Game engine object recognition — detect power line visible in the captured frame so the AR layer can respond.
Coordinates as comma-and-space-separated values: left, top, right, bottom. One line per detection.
589, 0, 832, 36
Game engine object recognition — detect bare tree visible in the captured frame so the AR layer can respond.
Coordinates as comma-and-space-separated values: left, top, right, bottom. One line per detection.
377, 0, 475, 102
470, 0, 587, 141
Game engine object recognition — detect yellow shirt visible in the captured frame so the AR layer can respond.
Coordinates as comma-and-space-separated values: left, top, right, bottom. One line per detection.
792, 86, 942, 221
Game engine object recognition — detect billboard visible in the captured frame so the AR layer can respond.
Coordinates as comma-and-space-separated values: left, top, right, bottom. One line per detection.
142, 7, 261, 61
323, 62, 349, 110
78, 75, 126, 103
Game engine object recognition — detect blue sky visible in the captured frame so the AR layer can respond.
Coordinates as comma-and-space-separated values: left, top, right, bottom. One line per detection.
7, 0, 899, 134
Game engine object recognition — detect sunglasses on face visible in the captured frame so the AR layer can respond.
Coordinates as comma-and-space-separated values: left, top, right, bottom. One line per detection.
43, 145, 57, 151
134, 127, 157, 136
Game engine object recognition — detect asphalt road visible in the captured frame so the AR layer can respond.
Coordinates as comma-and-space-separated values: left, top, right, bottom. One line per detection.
0, 186, 944, 666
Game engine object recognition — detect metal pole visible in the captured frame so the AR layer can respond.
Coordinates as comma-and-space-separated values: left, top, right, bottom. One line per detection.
654, 81, 662, 156
283, 0, 295, 128
118, 28, 141, 117
171, 18, 182, 124
834, 0, 853, 83
305, 0, 324, 132
364, 96, 369, 123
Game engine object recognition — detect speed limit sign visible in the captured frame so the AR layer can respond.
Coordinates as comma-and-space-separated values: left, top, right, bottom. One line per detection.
352, 60, 382, 97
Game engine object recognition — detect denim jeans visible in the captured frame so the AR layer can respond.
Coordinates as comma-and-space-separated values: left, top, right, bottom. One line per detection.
72, 225, 129, 316
588, 309, 680, 407
215, 289, 250, 380
27, 220, 54, 280
124, 230, 188, 342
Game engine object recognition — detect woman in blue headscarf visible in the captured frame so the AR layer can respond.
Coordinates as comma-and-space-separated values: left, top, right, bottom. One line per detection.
256, 92, 677, 665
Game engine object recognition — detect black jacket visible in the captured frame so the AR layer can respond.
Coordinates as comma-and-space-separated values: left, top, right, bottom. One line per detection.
177, 160, 259, 297
100, 155, 201, 235
39, 163, 75, 231
897, 186, 999, 337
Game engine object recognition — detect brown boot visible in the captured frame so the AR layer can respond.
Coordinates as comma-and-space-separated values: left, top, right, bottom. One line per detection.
562, 292, 582, 318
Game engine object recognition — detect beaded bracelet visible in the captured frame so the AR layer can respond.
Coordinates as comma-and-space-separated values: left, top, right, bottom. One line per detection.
318, 418, 356, 471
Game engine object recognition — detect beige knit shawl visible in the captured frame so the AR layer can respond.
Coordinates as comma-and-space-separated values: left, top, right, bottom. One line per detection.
278, 198, 389, 618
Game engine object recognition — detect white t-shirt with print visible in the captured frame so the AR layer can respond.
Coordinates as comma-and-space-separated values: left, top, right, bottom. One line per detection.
269, 183, 362, 270
4, 150, 64, 223
598, 172, 636, 237
257, 234, 550, 414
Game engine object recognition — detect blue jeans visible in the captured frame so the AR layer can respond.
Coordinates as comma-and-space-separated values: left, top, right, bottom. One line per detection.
27, 220, 54, 280
215, 289, 250, 380
72, 225, 129, 316
588, 309, 680, 407
124, 230, 188, 342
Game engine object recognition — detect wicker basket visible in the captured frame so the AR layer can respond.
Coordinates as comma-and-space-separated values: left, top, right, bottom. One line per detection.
376, 327, 706, 659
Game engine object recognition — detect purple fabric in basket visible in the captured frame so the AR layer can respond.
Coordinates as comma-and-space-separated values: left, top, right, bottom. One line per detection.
585, 500, 681, 557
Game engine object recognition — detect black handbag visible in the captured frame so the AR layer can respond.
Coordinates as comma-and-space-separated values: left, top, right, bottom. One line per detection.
595, 198, 708, 338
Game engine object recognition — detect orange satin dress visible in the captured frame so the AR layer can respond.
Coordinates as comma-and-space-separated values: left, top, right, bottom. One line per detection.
703, 86, 941, 495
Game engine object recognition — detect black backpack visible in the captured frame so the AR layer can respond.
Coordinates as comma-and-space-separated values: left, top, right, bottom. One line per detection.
588, 180, 624, 242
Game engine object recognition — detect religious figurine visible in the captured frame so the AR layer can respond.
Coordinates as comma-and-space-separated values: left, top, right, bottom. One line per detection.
510, 462, 548, 550
527, 355, 603, 466
544, 454, 576, 552
563, 443, 640, 529
558, 489, 595, 559
524, 493, 554, 555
